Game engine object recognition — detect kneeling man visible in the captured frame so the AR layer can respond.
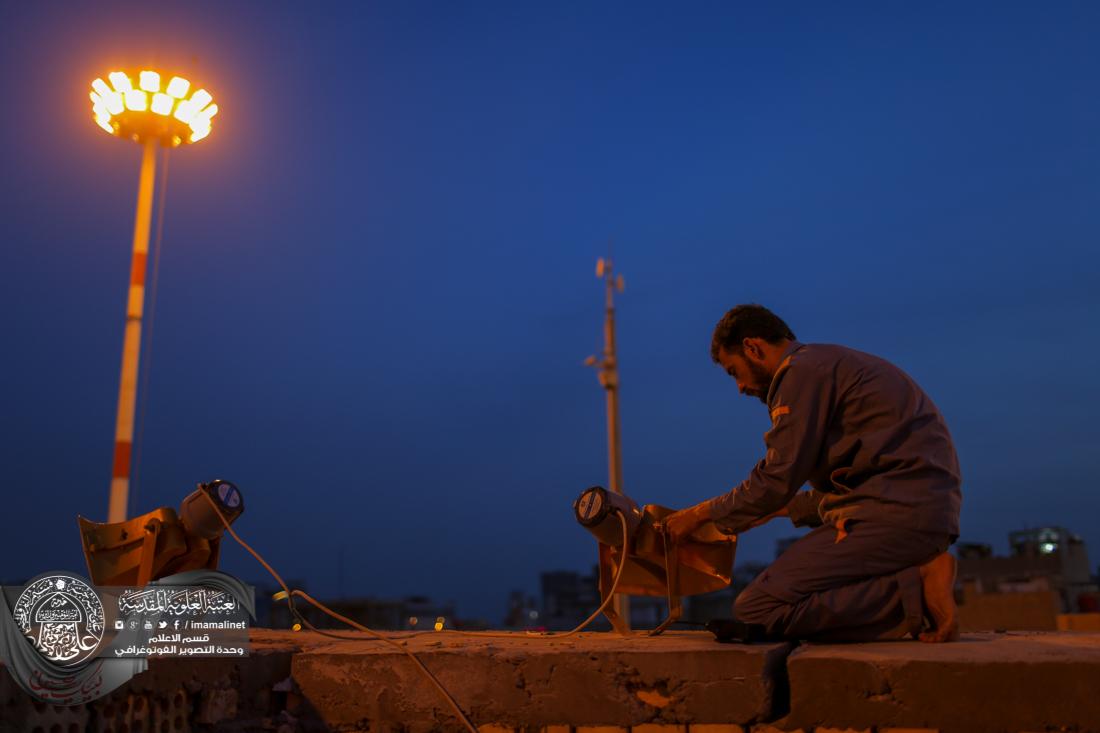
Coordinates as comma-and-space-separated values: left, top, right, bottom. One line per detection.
665, 304, 961, 642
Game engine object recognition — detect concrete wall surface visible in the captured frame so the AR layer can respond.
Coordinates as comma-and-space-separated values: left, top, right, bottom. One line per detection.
783, 631, 1100, 733
2, 630, 1098, 733
956, 589, 1061, 631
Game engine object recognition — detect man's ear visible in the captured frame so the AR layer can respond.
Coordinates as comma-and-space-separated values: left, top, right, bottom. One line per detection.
742, 337, 763, 361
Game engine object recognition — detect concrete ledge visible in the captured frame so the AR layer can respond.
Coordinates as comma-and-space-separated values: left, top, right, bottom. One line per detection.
289, 631, 790, 732
783, 631, 1100, 733
4, 630, 1100, 732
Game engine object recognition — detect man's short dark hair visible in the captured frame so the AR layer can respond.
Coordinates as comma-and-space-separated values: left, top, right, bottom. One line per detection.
710, 304, 796, 363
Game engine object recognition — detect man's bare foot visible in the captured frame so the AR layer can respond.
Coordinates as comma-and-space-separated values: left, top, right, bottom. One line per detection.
918, 551, 959, 643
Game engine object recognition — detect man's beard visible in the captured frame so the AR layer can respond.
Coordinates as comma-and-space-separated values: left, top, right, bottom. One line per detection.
745, 361, 774, 405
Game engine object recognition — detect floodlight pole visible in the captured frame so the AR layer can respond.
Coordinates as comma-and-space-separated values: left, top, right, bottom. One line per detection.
107, 138, 158, 523
90, 68, 218, 521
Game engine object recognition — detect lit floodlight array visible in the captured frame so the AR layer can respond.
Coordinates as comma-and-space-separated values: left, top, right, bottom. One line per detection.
90, 70, 218, 145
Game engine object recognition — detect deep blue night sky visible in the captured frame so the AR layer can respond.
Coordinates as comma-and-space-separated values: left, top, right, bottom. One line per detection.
2, 1, 1098, 622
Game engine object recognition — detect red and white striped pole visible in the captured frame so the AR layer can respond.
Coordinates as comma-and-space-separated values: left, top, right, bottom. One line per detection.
107, 138, 158, 523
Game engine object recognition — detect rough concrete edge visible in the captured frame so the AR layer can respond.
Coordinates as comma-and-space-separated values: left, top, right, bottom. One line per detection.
779, 641, 1100, 733
287, 637, 796, 731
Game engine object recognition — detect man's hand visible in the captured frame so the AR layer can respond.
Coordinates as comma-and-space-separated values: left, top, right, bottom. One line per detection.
664, 502, 791, 543
662, 502, 713, 544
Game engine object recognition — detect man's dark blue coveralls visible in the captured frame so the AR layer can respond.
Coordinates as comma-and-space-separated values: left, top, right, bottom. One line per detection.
706, 342, 962, 641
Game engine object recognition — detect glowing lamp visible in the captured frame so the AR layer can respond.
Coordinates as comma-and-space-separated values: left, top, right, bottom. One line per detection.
108, 71, 132, 93
165, 76, 190, 98
124, 89, 147, 112
150, 93, 173, 116
90, 69, 218, 146
139, 70, 160, 92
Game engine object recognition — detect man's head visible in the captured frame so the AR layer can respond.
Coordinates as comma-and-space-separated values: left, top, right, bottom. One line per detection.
710, 304, 796, 403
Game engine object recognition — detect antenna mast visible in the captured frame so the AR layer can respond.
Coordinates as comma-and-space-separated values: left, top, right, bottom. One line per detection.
586, 243, 629, 628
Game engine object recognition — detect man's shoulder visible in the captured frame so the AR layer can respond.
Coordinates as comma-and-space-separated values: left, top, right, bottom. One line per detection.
783, 343, 907, 388
787, 342, 854, 370
790, 343, 921, 396
793, 342, 891, 369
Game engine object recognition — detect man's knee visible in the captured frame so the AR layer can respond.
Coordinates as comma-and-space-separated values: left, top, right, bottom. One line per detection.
733, 580, 778, 624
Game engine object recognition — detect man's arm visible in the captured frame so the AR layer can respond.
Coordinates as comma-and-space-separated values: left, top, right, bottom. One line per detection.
747, 504, 789, 528
663, 488, 792, 540
666, 360, 833, 541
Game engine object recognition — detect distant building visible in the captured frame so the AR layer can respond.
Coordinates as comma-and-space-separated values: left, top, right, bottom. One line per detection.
266, 591, 458, 631
540, 566, 702, 631
540, 567, 605, 630
959, 527, 1095, 610
502, 589, 541, 629
956, 527, 1099, 631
